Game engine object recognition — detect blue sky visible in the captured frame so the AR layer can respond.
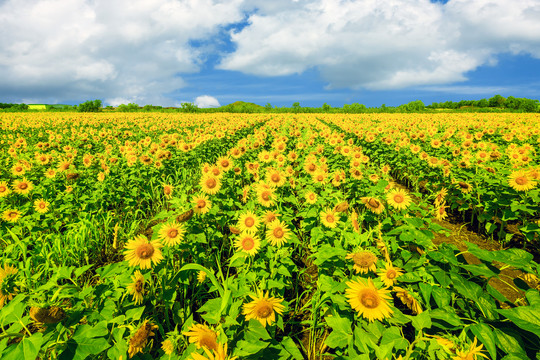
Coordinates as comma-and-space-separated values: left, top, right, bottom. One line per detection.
1, 0, 539, 108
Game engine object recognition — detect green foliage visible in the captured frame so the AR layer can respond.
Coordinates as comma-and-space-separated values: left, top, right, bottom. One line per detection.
77, 100, 102, 112
117, 103, 139, 112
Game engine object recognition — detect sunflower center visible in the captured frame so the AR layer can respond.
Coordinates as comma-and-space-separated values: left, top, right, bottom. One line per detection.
515, 176, 527, 185
256, 302, 273, 318
360, 290, 380, 309
19, 183, 28, 190
386, 269, 397, 279
352, 253, 375, 267
0, 186, 6, 192
245, 217, 255, 227
39, 203, 46, 209
271, 174, 280, 182
326, 214, 335, 223
206, 178, 217, 188
167, 229, 178, 238
164, 187, 172, 195
261, 191, 271, 201
242, 237, 255, 250
135, 280, 143, 292
368, 198, 380, 208
221, 160, 229, 168
458, 182, 468, 189
393, 194, 404, 203
197, 199, 206, 209
8, 211, 18, 218
273, 227, 284, 238
135, 243, 155, 259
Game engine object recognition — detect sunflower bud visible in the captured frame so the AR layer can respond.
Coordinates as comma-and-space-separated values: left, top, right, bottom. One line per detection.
334, 201, 349, 213
176, 209, 194, 223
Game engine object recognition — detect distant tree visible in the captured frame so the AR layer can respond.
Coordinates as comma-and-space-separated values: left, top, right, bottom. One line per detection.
322, 103, 331, 112
518, 98, 539, 112
180, 102, 198, 113
117, 103, 139, 112
488, 94, 505, 107
476, 99, 489, 107
292, 102, 301, 113
265, 103, 272, 111
77, 99, 102, 112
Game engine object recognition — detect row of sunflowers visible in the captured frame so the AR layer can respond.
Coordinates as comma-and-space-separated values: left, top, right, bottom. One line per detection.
0, 112, 539, 360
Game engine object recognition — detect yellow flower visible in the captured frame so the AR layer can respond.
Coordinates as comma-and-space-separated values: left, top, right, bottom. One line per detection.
266, 219, 292, 247
34, 199, 50, 214
394, 287, 423, 314
320, 208, 339, 228
361, 197, 385, 214
378, 263, 404, 287
128, 320, 158, 358
12, 178, 34, 195
237, 211, 260, 233
163, 184, 174, 198
161, 339, 175, 355
128, 270, 145, 305
452, 337, 488, 360
345, 278, 393, 322
183, 323, 218, 351
158, 221, 186, 246
190, 342, 237, 360
385, 189, 412, 210
305, 191, 318, 204
2, 209, 22, 223
508, 170, 537, 192
234, 232, 261, 256
0, 181, 11, 197
242, 291, 285, 327
123, 235, 164, 269
0, 265, 18, 308
346, 250, 378, 274
193, 194, 212, 215
200, 175, 221, 195
266, 168, 286, 187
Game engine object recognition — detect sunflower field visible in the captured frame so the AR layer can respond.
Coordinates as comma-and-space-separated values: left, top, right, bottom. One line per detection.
0, 112, 539, 360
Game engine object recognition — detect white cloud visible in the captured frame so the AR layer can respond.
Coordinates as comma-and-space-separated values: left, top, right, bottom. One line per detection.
194, 95, 221, 108
0, 0, 245, 104
219, 0, 540, 90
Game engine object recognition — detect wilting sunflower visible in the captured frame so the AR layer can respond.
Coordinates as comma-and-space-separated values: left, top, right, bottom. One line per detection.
128, 320, 158, 358
183, 323, 219, 351
0, 264, 18, 308
33, 199, 50, 214
456, 181, 473, 194
320, 208, 339, 228
434, 187, 448, 206
242, 291, 285, 327
385, 189, 412, 210
508, 170, 537, 192
128, 270, 145, 305
161, 339, 175, 355
2, 209, 22, 223
193, 194, 212, 215
378, 263, 404, 287
345, 278, 393, 322
237, 211, 260, 233
266, 219, 292, 247
0, 181, 11, 197
12, 178, 34, 195
346, 250, 378, 274
200, 175, 221, 195
361, 197, 385, 215
124, 235, 164, 269
234, 233, 261, 256
158, 221, 186, 246
394, 287, 423, 314
452, 337, 488, 360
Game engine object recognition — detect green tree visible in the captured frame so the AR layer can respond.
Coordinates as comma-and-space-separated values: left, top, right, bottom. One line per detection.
77, 99, 102, 112
488, 94, 505, 107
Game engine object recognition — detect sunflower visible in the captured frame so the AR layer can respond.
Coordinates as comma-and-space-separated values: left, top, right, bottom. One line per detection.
12, 178, 34, 195
2, 209, 22, 223
161, 339, 175, 355
197, 270, 207, 284
435, 202, 448, 221
158, 221, 186, 246
434, 187, 448, 206
361, 197, 385, 215
305, 191, 318, 204
242, 291, 285, 327
320, 208, 339, 228
193, 194, 212, 215
452, 337, 488, 360
266, 168, 286, 187
128, 270, 145, 305
394, 287, 423, 314
266, 219, 292, 247
346, 250, 378, 274
163, 184, 174, 198
200, 175, 221, 195
456, 181, 473, 194
508, 170, 537, 192
234, 233, 261, 256
345, 278, 393, 322
386, 189, 412, 210
190, 342, 237, 360
124, 235, 164, 269
128, 320, 158, 358
237, 211, 260, 233
183, 323, 218, 351
0, 182, 11, 197
256, 187, 275, 207
34, 199, 50, 214
44, 168, 57, 179
11, 163, 26, 176
0, 265, 18, 308
263, 210, 280, 224
350, 210, 360, 232
378, 263, 404, 287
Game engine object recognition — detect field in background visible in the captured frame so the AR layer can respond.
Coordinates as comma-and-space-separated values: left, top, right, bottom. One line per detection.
0, 112, 539, 360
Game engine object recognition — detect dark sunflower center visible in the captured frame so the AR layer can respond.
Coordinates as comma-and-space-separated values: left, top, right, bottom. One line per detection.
262, 191, 270, 201
206, 178, 217, 188
135, 243, 155, 259
242, 237, 255, 250
393, 194, 404, 203
256, 303, 273, 318
360, 290, 380, 309
168, 229, 178, 238
515, 176, 527, 185
19, 183, 28, 190
386, 269, 397, 279
273, 227, 284, 238
0, 186, 6, 192
368, 198, 380, 208
197, 200, 206, 208
326, 214, 335, 223
135, 280, 143, 292
271, 174, 280, 182
221, 160, 229, 167
353, 253, 374, 267
164, 187, 172, 194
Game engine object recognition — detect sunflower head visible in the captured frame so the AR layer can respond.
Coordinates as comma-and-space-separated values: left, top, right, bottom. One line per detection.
242, 291, 285, 327
345, 278, 393, 322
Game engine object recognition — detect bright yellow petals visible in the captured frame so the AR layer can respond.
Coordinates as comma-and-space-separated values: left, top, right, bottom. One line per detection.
193, 194, 212, 215
305, 191, 318, 204
242, 291, 285, 327
2, 209, 22, 223
345, 278, 393, 322
361, 197, 385, 215
394, 287, 423, 315
128, 270, 145, 305
385, 189, 412, 210
0, 265, 19, 308
200, 175, 221, 195
266, 219, 292, 247
183, 324, 219, 351
237, 211, 260, 233
158, 221, 186, 246
12, 178, 34, 195
378, 263, 404, 287
33, 199, 50, 214
320, 208, 339, 228
508, 170, 537, 192
234, 232, 261, 256
123, 235, 164, 269
0, 182, 11, 197
452, 337, 489, 360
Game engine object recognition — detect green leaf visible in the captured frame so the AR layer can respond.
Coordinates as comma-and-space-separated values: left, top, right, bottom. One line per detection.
494, 328, 527, 358
408, 311, 432, 331
280, 336, 303, 360
469, 323, 497, 360
324, 314, 352, 349
19, 333, 44, 360
497, 306, 540, 338
234, 339, 268, 356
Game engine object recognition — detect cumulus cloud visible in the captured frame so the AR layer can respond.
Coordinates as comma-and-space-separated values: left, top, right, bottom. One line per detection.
0, 0, 244, 104
194, 95, 221, 108
219, 0, 540, 90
